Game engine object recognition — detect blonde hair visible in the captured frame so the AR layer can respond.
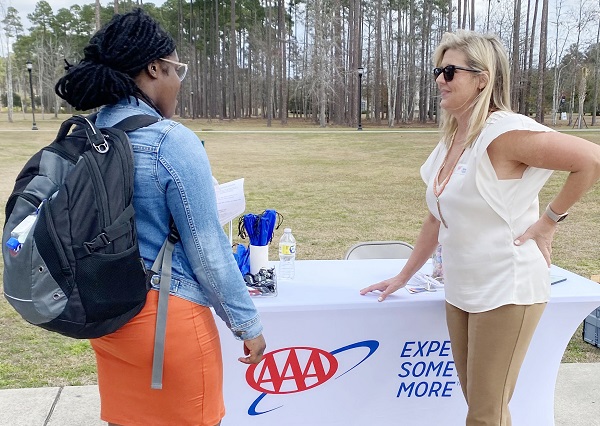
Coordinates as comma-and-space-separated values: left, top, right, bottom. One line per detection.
433, 30, 512, 147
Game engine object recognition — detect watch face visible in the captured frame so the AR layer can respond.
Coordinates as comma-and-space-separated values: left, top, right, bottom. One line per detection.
557, 213, 568, 222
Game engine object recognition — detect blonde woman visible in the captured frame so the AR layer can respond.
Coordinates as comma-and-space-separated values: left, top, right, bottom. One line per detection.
361, 30, 600, 425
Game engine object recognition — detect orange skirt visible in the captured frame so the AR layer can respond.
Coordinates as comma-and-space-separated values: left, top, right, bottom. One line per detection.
91, 290, 225, 426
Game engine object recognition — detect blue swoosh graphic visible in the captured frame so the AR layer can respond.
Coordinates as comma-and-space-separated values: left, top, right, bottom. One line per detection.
330, 340, 379, 379
248, 340, 379, 416
248, 393, 283, 416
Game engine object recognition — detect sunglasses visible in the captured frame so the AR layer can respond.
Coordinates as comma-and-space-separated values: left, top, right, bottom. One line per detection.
159, 58, 188, 82
433, 65, 480, 82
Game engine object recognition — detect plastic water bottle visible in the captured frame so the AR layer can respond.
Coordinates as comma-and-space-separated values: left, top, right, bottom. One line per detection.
431, 244, 443, 283
278, 228, 296, 280
6, 212, 38, 254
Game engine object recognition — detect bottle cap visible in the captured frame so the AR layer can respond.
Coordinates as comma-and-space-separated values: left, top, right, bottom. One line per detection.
6, 237, 22, 252
284, 228, 292, 233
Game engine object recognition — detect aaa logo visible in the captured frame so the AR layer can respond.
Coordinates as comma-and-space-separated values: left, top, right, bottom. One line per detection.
246, 340, 379, 416
246, 347, 338, 394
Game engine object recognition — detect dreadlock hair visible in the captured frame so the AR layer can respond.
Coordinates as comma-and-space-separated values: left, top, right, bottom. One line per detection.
55, 8, 176, 111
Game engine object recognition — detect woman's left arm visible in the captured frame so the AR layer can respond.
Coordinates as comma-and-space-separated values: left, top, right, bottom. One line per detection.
491, 130, 600, 264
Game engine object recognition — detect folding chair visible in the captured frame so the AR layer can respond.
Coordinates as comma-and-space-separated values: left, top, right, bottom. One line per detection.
344, 241, 414, 260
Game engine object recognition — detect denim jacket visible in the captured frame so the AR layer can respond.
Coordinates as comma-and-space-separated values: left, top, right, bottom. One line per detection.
96, 98, 262, 340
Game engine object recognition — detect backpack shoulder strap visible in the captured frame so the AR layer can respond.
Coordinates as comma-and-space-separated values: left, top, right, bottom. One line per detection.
112, 115, 161, 133
149, 217, 180, 390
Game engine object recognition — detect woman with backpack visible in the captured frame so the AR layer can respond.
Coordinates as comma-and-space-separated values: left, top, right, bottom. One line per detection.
55, 9, 265, 426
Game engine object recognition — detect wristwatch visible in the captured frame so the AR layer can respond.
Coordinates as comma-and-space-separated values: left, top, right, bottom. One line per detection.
545, 204, 569, 223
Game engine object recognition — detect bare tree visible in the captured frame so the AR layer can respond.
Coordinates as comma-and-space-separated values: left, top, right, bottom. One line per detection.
348, 0, 361, 127
229, 0, 237, 120
523, 0, 540, 116
419, 0, 431, 122
95, 0, 100, 31
384, 6, 397, 127
593, 5, 600, 125
406, 0, 416, 121
511, 0, 522, 109
374, 1, 382, 124
536, 0, 549, 122
550, 0, 570, 125
394, 2, 405, 124
278, 0, 287, 124
266, 0, 273, 126
576, 67, 588, 127
331, 0, 344, 125
2, 6, 23, 122
565, 0, 595, 125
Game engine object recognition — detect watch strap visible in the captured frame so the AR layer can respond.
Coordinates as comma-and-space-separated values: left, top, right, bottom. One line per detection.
545, 204, 568, 223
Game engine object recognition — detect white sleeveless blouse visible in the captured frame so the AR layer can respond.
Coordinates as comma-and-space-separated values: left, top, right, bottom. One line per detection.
421, 111, 555, 313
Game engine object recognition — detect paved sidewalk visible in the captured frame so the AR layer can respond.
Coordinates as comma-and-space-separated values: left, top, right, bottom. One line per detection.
1, 363, 599, 425
0, 385, 102, 426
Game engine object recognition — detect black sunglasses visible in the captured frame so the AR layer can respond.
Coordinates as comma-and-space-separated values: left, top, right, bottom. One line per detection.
433, 65, 480, 82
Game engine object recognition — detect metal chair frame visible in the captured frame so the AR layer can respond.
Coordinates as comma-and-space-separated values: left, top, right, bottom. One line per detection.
344, 240, 414, 260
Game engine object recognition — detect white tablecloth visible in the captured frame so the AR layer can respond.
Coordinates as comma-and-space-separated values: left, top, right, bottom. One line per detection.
216, 259, 600, 425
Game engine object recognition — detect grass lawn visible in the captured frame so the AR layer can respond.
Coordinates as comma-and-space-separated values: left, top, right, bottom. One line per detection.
1, 114, 600, 389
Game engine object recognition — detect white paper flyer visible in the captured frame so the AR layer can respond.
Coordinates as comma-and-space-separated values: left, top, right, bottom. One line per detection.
214, 178, 245, 226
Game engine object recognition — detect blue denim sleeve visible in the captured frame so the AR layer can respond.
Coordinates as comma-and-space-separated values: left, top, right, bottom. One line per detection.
156, 123, 263, 340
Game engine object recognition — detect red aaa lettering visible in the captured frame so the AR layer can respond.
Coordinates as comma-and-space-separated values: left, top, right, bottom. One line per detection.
246, 347, 339, 394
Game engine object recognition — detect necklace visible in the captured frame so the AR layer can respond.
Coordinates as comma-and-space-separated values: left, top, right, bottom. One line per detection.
433, 131, 465, 228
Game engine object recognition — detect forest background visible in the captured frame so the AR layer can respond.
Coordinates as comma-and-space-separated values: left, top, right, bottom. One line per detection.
0, 0, 598, 128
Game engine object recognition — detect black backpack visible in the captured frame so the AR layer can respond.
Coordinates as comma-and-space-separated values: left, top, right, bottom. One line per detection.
2, 114, 161, 338
3, 114, 180, 388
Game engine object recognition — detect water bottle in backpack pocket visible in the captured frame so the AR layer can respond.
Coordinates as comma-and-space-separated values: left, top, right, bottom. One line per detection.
5, 205, 40, 255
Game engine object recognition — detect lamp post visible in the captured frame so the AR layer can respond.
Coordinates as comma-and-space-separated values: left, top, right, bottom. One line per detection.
357, 66, 364, 130
26, 61, 38, 130
190, 91, 194, 119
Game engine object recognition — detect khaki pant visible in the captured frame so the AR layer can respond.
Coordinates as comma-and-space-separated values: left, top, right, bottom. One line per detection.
445, 302, 546, 426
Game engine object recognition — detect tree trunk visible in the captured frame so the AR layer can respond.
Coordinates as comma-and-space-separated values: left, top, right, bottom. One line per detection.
351, 0, 360, 127
229, 0, 237, 120
209, 1, 217, 119
407, 0, 416, 121
266, 0, 273, 127
278, 0, 287, 124
385, 7, 396, 127
577, 67, 588, 129
511, 0, 522, 110
550, 0, 565, 126
374, 1, 382, 124
394, 4, 404, 124
5, 38, 13, 122
523, 0, 539, 116
332, 0, 344, 125
536, 0, 549, 123
95, 0, 101, 31
593, 14, 600, 125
